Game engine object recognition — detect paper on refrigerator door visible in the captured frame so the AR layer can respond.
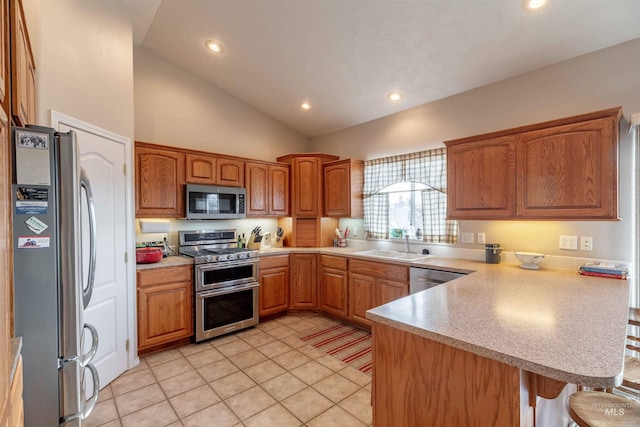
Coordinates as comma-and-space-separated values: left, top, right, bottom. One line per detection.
14, 130, 51, 185
25, 216, 48, 234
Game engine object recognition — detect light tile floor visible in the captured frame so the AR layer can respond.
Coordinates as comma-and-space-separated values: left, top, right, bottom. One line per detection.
86, 314, 373, 427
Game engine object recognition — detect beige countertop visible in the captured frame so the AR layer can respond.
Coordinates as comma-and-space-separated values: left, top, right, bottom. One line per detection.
135, 255, 193, 270
366, 260, 629, 388
136, 246, 629, 388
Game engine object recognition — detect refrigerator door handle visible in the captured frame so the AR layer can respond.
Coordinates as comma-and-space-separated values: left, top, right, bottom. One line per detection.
79, 323, 99, 367
81, 363, 100, 420
80, 168, 97, 309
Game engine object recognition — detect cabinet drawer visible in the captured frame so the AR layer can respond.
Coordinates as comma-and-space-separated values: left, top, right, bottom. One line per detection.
259, 254, 289, 269
349, 259, 408, 282
321, 255, 347, 270
137, 265, 193, 288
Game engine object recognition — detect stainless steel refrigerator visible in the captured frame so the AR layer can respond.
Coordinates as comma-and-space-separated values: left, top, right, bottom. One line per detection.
11, 125, 99, 426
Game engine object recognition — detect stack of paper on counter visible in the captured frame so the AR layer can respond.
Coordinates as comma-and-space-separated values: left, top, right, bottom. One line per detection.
579, 262, 629, 279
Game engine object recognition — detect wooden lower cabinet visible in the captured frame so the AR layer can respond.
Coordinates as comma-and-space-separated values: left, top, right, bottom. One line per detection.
319, 255, 348, 317
289, 254, 318, 309
348, 259, 408, 328
258, 255, 289, 317
137, 265, 193, 355
7, 356, 23, 427
372, 322, 520, 426
348, 273, 374, 326
257, 254, 408, 325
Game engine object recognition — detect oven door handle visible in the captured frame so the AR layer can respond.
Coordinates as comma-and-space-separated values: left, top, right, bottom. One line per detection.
197, 281, 260, 298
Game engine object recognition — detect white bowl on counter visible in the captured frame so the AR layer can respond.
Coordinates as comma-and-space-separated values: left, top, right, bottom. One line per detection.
515, 252, 545, 269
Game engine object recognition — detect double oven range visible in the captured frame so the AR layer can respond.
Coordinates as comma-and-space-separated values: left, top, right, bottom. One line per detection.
179, 229, 259, 342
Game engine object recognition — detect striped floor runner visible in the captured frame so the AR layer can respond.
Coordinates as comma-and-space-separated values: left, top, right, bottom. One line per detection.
298, 322, 372, 375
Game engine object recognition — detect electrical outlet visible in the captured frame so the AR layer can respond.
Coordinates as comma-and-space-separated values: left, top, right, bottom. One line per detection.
559, 235, 578, 250
461, 232, 474, 243
352, 227, 358, 237
477, 233, 486, 244
580, 236, 593, 251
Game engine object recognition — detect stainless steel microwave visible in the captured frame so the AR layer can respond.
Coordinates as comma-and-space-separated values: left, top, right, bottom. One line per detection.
185, 184, 246, 220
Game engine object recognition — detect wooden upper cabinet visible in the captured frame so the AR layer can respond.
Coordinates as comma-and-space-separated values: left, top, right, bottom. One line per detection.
292, 157, 322, 216
246, 162, 269, 216
269, 164, 289, 216
186, 154, 244, 187
515, 116, 618, 219
135, 143, 185, 218
445, 107, 621, 220
277, 154, 339, 217
185, 154, 216, 184
324, 159, 364, 218
0, 0, 7, 108
217, 158, 244, 187
446, 135, 516, 219
10, 0, 35, 126
245, 161, 289, 217
0, 107, 10, 426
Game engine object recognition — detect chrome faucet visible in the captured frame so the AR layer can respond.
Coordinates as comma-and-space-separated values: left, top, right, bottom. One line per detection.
405, 234, 411, 253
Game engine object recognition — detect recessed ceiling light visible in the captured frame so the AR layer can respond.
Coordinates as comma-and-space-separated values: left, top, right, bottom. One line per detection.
386, 91, 403, 103
205, 40, 224, 54
301, 102, 311, 110
525, 0, 547, 10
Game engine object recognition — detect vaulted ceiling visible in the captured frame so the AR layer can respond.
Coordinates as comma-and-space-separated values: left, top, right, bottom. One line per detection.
123, 0, 640, 137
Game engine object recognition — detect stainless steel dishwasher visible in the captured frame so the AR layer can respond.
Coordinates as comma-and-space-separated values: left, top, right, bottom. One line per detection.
409, 267, 467, 294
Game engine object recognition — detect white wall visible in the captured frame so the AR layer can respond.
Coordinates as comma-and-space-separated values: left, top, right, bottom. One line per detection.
314, 39, 640, 262
26, 0, 134, 139
134, 46, 310, 161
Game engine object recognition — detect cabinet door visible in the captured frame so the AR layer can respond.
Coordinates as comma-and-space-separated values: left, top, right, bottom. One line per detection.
137, 267, 193, 353
135, 145, 185, 217
515, 117, 617, 219
217, 158, 244, 187
376, 279, 408, 307
269, 164, 289, 216
446, 135, 515, 219
348, 272, 374, 327
0, 0, 7, 107
259, 266, 289, 317
324, 161, 350, 217
290, 254, 317, 308
185, 154, 216, 184
245, 162, 269, 216
10, 0, 34, 126
292, 157, 321, 216
0, 108, 9, 425
320, 267, 348, 318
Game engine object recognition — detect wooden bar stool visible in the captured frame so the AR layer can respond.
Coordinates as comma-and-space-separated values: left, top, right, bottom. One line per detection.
620, 308, 640, 392
569, 391, 640, 426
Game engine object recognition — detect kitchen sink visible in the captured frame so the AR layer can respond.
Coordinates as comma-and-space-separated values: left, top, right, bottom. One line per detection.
352, 249, 433, 262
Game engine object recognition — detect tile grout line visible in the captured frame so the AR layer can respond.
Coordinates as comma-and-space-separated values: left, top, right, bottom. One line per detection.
94, 315, 371, 426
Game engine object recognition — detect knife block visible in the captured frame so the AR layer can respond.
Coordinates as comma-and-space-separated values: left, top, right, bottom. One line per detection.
246, 232, 261, 250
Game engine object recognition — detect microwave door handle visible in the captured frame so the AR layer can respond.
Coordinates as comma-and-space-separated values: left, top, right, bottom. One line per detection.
80, 168, 97, 309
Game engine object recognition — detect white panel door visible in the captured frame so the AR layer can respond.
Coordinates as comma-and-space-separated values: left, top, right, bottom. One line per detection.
58, 121, 130, 388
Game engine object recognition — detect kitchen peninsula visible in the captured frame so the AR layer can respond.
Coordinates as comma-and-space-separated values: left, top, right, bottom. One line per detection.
366, 262, 630, 426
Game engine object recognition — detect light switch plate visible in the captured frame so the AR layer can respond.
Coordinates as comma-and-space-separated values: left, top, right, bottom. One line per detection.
461, 232, 474, 243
